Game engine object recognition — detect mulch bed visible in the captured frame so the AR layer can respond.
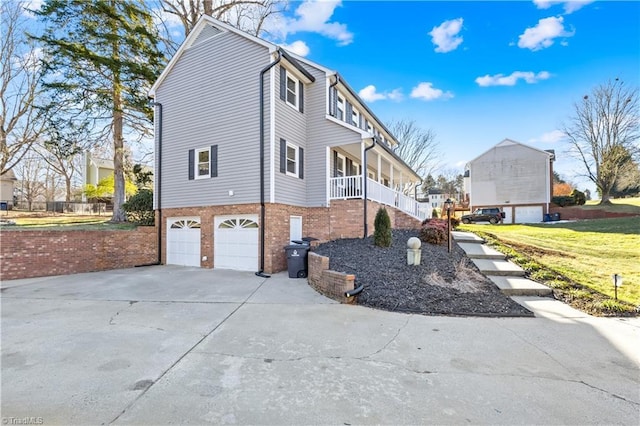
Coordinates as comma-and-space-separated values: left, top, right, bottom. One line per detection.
313, 229, 533, 317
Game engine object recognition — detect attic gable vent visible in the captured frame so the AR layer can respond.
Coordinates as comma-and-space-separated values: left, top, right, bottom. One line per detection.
191, 24, 223, 47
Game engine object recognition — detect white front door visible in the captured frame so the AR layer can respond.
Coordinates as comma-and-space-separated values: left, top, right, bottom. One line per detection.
166, 217, 201, 267
214, 215, 259, 271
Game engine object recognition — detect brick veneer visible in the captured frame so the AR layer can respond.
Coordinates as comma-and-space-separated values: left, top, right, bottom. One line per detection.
159, 199, 422, 274
0, 227, 157, 281
307, 251, 357, 304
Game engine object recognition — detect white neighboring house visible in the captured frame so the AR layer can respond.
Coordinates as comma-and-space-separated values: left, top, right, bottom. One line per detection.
82, 152, 114, 201
464, 139, 554, 224
0, 169, 17, 209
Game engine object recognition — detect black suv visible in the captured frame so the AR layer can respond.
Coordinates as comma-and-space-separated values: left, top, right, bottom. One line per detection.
461, 208, 505, 224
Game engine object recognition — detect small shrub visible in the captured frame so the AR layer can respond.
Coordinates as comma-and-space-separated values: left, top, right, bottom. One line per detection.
122, 189, 155, 226
419, 218, 448, 245
373, 207, 392, 247
552, 195, 576, 207
450, 217, 460, 229
431, 208, 438, 218
570, 189, 586, 205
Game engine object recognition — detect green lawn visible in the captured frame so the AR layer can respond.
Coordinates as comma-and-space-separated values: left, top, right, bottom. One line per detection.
461, 216, 640, 307
0, 214, 136, 230
584, 197, 640, 214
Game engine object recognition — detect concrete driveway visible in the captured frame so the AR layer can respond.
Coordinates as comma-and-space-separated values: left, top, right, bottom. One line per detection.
1, 266, 639, 425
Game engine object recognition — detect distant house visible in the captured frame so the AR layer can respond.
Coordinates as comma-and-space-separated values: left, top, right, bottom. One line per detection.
426, 189, 451, 212
149, 15, 427, 272
464, 139, 554, 223
0, 169, 17, 209
83, 152, 114, 187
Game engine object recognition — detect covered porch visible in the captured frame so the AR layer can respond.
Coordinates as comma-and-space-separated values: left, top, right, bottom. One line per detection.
326, 141, 430, 221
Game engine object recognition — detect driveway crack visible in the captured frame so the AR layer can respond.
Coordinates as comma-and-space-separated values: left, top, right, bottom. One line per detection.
108, 277, 270, 424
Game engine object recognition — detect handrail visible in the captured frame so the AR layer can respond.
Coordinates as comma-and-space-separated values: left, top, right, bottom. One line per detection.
329, 175, 429, 221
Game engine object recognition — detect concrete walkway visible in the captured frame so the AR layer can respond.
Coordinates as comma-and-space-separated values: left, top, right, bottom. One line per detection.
454, 231, 553, 296
1, 266, 639, 425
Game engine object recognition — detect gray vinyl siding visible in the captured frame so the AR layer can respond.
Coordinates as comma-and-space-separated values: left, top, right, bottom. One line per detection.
304, 70, 362, 207
274, 65, 307, 206
155, 29, 271, 209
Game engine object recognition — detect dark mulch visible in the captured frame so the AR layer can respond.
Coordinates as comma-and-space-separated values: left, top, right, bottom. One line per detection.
313, 229, 533, 317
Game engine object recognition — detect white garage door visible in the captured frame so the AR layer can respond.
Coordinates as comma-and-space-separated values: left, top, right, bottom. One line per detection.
214, 215, 259, 271
503, 207, 513, 224
167, 217, 201, 267
515, 206, 543, 224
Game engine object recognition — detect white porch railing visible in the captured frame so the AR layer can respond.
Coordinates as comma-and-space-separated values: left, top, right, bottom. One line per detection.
329, 175, 430, 221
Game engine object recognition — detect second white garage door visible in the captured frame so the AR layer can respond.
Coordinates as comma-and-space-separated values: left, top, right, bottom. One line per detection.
515, 206, 543, 224
214, 215, 259, 271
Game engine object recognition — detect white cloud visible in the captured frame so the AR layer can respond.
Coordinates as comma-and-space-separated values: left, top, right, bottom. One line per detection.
410, 82, 453, 101
358, 85, 403, 103
530, 130, 566, 144
475, 71, 551, 87
518, 16, 574, 50
429, 18, 464, 53
268, 0, 353, 46
281, 40, 310, 57
533, 0, 594, 14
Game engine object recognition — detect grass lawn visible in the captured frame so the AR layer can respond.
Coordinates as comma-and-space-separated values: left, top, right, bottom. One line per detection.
584, 197, 640, 214
461, 216, 640, 310
0, 213, 136, 230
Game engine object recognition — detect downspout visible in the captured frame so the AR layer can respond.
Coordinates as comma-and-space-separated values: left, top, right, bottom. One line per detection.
137, 100, 163, 267
256, 50, 282, 278
363, 137, 376, 237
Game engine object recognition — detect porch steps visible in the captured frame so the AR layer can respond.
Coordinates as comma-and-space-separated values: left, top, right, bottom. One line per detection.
454, 231, 552, 297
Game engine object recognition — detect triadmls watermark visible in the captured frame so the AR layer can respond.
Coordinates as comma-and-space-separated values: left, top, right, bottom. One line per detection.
2, 417, 44, 425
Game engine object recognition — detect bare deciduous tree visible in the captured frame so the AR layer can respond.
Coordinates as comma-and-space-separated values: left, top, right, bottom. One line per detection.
0, 1, 45, 174
389, 119, 442, 180
563, 78, 639, 204
161, 0, 286, 37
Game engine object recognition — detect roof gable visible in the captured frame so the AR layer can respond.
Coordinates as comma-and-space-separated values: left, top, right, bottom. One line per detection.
468, 138, 554, 165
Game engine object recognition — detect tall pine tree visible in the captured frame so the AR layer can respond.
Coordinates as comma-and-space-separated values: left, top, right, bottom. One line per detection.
32, 0, 165, 221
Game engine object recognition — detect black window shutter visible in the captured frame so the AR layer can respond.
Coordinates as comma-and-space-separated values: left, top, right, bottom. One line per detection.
210, 145, 218, 177
331, 87, 337, 116
345, 102, 352, 124
279, 139, 286, 173
298, 147, 304, 179
279, 67, 286, 101
298, 81, 304, 113
332, 150, 338, 177
188, 149, 194, 180
346, 158, 353, 176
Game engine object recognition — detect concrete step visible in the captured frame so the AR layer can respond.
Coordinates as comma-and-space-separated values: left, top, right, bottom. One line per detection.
489, 276, 553, 296
471, 259, 525, 277
457, 243, 505, 260
452, 231, 484, 244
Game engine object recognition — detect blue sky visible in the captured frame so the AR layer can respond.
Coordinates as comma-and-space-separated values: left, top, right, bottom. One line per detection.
262, 0, 640, 192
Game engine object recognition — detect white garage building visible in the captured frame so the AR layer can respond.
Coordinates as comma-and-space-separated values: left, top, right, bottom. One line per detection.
464, 139, 555, 224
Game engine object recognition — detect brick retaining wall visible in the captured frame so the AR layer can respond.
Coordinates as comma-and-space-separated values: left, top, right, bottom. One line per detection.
308, 251, 357, 304
549, 206, 638, 220
0, 227, 157, 281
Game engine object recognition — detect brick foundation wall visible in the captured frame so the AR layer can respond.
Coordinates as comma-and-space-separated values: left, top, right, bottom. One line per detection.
0, 227, 157, 281
160, 199, 419, 274
308, 252, 357, 304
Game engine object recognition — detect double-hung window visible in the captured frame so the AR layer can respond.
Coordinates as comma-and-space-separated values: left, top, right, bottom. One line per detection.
279, 138, 304, 179
286, 142, 298, 176
280, 68, 304, 113
286, 73, 299, 109
188, 145, 218, 180
351, 109, 359, 127
196, 148, 210, 178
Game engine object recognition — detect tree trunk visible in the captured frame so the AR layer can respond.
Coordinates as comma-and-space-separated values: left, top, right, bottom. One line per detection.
65, 174, 71, 203
110, 4, 126, 223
